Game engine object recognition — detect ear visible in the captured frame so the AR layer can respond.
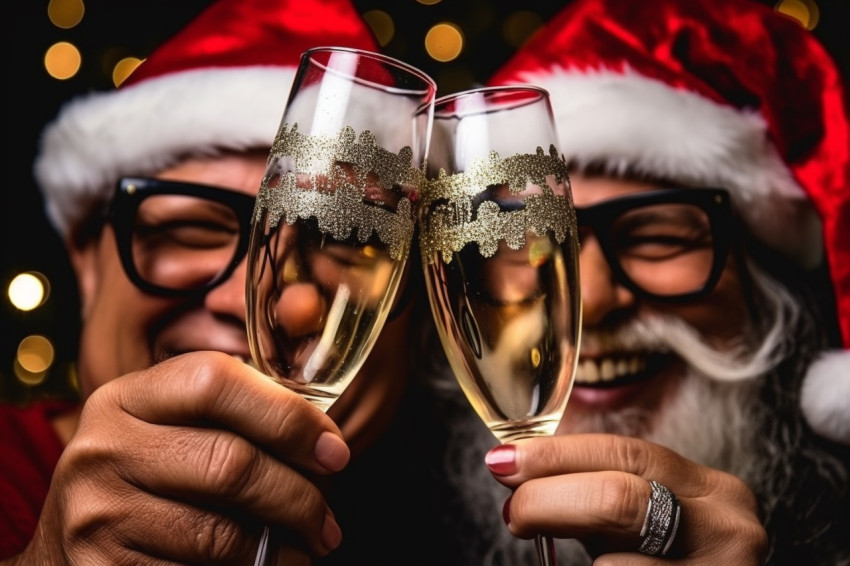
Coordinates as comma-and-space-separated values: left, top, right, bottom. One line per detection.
66, 235, 102, 320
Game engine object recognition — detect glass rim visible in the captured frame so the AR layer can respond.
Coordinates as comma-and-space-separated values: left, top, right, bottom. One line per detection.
432, 85, 550, 118
301, 45, 437, 96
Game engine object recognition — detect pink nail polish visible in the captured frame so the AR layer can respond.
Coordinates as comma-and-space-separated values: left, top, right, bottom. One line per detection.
485, 444, 517, 476
502, 495, 512, 525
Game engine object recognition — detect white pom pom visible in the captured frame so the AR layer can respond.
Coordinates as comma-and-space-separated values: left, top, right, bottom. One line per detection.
800, 350, 850, 445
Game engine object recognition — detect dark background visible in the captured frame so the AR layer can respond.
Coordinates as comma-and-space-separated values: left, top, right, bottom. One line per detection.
3, 0, 849, 401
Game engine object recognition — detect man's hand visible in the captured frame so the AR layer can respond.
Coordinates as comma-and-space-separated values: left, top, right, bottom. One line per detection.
19, 351, 348, 565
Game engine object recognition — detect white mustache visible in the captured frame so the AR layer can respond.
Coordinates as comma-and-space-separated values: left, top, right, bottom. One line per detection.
581, 314, 781, 383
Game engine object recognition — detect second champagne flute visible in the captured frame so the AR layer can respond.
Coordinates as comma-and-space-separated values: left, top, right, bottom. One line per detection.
418, 86, 582, 565
246, 46, 435, 564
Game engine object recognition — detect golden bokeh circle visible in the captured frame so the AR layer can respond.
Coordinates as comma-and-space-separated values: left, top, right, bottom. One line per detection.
425, 23, 464, 63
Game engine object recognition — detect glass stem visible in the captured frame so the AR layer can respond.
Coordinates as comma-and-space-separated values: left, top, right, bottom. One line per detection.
253, 525, 271, 566
535, 533, 557, 566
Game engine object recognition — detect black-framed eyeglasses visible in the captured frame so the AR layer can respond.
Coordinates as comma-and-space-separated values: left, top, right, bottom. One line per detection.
575, 188, 733, 302
109, 177, 256, 297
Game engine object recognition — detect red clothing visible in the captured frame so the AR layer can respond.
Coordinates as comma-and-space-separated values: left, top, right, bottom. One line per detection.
0, 399, 76, 559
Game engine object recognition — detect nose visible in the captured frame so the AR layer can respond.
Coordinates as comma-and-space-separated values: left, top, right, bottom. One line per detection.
578, 234, 636, 326
203, 259, 249, 322
275, 282, 326, 337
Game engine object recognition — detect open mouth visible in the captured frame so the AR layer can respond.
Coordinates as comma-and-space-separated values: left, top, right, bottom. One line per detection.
574, 352, 670, 389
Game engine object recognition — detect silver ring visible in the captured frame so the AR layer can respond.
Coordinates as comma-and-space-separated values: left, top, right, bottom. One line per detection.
638, 480, 682, 557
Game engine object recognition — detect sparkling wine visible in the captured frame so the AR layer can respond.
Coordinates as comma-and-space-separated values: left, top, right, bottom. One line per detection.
417, 84, 579, 566
245, 47, 437, 566
423, 233, 580, 442
247, 211, 407, 412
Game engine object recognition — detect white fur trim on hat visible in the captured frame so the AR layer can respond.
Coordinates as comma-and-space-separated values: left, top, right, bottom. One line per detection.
801, 350, 850, 445
519, 66, 823, 269
34, 65, 296, 239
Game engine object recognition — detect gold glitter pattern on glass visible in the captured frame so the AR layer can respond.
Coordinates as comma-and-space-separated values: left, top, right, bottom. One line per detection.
420, 145, 576, 264
254, 124, 425, 261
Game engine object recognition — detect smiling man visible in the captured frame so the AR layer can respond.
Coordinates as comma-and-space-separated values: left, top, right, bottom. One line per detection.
3, 0, 849, 563
447, 0, 850, 563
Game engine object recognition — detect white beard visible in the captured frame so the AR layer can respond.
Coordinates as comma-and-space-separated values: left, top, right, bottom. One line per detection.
568, 314, 767, 482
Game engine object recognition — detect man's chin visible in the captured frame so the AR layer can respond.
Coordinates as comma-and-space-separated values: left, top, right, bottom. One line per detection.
566, 370, 761, 480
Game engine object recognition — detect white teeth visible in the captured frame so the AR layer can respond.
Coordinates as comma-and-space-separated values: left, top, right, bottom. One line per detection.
634, 358, 645, 373
600, 359, 616, 381
575, 355, 648, 384
579, 359, 600, 383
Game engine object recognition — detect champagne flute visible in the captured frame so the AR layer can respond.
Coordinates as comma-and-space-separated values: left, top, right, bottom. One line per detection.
246, 46, 435, 564
418, 86, 581, 566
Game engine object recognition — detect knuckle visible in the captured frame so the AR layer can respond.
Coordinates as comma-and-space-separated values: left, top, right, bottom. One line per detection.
706, 468, 760, 512
195, 513, 251, 563
286, 482, 326, 526
726, 475, 759, 512
202, 433, 260, 499
595, 472, 643, 528
745, 521, 769, 559
268, 394, 305, 440
59, 428, 117, 476
714, 515, 768, 563
752, 523, 769, 560
63, 487, 135, 551
184, 355, 232, 411
613, 436, 652, 476
729, 513, 768, 552
80, 380, 116, 416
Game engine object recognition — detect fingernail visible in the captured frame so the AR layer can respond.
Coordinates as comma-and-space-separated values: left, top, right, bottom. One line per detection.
322, 510, 342, 552
502, 495, 512, 525
315, 432, 350, 472
485, 444, 517, 476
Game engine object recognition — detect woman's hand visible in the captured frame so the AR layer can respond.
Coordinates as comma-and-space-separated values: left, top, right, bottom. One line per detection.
485, 433, 768, 565
20, 351, 348, 565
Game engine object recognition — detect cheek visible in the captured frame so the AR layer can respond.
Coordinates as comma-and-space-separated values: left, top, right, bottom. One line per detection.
75, 252, 171, 397
659, 266, 750, 344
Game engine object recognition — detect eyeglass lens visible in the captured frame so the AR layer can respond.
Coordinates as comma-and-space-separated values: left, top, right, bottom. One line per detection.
129, 193, 243, 292
592, 201, 717, 298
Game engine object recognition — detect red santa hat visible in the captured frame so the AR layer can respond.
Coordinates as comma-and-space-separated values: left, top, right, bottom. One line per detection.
489, 0, 850, 444
34, 0, 378, 239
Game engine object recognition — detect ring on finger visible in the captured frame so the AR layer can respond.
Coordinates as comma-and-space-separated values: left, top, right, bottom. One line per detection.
638, 480, 682, 557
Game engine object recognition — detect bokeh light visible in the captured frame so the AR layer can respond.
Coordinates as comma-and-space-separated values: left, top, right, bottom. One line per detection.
8, 272, 49, 311
113, 57, 144, 87
363, 9, 395, 47
775, 0, 820, 29
44, 41, 82, 80
15, 335, 55, 386
425, 23, 464, 63
503, 10, 544, 47
416, 0, 442, 5
47, 0, 85, 29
